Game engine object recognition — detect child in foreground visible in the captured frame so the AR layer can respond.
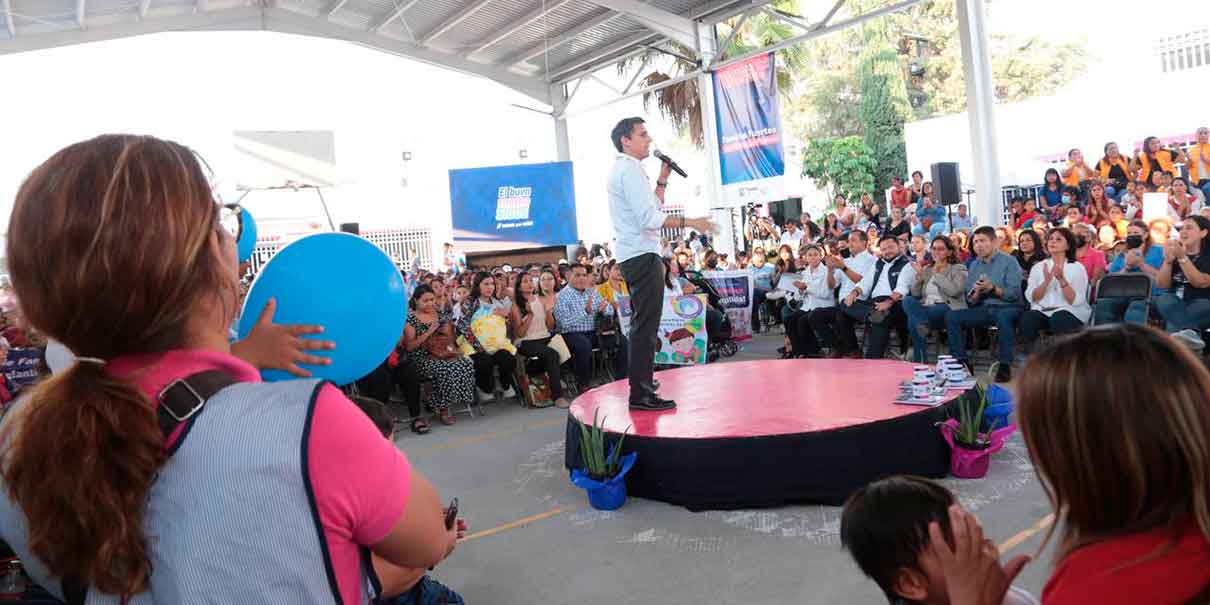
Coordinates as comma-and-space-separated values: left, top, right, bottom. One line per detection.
349, 396, 468, 605
840, 475, 1036, 605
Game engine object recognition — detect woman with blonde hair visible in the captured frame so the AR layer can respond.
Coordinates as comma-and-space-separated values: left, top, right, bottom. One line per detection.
929, 324, 1210, 604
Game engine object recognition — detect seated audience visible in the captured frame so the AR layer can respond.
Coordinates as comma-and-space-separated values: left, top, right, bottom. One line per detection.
0, 135, 456, 604
812, 230, 877, 358
1060, 194, 1084, 227
510, 272, 569, 409
903, 236, 968, 363
1155, 215, 1210, 351
950, 203, 973, 231
406, 285, 477, 426
1012, 198, 1038, 230
595, 260, 629, 311
1071, 222, 1107, 286
1168, 176, 1201, 221
836, 195, 856, 229
1191, 126, 1210, 201
1107, 203, 1128, 238
1060, 148, 1097, 189
1095, 220, 1164, 325
780, 220, 805, 249
889, 176, 910, 210
749, 247, 777, 332
944, 226, 1023, 382
783, 245, 836, 358
908, 170, 925, 204
852, 235, 915, 359
1013, 229, 1046, 284
554, 264, 627, 391
1083, 182, 1113, 227
1040, 167, 1064, 211
915, 188, 947, 238
1136, 135, 1187, 184
1149, 217, 1174, 246
1096, 141, 1133, 201
824, 213, 844, 240
885, 206, 912, 240
841, 475, 1037, 605
457, 272, 519, 401
1020, 228, 1091, 353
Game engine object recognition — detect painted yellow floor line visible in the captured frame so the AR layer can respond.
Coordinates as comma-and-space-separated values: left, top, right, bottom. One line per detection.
406, 417, 566, 453
460, 506, 571, 543
998, 513, 1055, 553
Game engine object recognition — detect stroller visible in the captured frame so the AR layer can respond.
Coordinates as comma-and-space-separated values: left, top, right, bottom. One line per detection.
682, 270, 739, 361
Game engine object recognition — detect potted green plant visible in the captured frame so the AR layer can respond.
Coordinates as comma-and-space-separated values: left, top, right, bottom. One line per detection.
939, 363, 1016, 478
569, 409, 637, 510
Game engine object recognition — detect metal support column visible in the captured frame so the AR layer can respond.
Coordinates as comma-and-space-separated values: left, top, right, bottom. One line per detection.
551, 82, 572, 162
551, 83, 579, 260
955, 0, 1001, 227
695, 22, 734, 257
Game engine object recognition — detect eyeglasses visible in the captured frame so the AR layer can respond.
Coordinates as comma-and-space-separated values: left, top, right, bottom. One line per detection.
219, 204, 243, 242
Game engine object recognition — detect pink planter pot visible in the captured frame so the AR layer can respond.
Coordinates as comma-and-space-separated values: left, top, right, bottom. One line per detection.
940, 419, 1015, 479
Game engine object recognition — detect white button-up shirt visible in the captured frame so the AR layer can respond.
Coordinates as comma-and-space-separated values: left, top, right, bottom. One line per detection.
607, 154, 666, 262
834, 250, 877, 301
799, 263, 835, 311
779, 229, 803, 249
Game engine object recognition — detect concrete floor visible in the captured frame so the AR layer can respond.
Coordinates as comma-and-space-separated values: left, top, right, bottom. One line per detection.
394, 332, 1056, 605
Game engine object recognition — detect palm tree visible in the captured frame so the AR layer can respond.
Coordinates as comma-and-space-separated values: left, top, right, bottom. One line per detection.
617, 0, 807, 147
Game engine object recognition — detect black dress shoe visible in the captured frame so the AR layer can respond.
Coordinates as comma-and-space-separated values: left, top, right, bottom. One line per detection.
652, 379, 661, 391
629, 396, 677, 411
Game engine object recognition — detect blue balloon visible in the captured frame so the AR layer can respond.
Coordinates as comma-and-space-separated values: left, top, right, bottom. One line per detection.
237, 207, 258, 263
238, 232, 406, 385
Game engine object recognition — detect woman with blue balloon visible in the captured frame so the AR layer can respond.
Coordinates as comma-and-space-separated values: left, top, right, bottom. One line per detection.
0, 134, 459, 604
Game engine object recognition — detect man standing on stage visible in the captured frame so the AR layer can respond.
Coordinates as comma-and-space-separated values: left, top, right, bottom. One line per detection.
608, 117, 715, 411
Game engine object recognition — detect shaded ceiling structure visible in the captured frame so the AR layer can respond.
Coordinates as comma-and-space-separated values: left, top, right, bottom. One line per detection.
0, 0, 1005, 228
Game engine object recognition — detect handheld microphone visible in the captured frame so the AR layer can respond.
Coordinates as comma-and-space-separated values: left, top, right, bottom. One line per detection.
653, 150, 688, 178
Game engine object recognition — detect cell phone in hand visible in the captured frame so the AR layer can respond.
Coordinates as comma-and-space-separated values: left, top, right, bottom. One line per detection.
444, 497, 459, 530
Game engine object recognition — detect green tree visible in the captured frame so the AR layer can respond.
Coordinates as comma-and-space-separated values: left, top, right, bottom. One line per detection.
801, 136, 877, 204
793, 0, 1090, 138
858, 16, 910, 192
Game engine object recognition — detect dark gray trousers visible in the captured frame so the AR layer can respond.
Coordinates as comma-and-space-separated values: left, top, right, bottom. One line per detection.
619, 252, 664, 401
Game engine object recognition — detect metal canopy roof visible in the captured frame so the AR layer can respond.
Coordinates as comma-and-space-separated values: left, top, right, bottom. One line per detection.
0, 0, 774, 105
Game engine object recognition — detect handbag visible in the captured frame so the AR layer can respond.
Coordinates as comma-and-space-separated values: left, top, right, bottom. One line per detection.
548, 334, 572, 365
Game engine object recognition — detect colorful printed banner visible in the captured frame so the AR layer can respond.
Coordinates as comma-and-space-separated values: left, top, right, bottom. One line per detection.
2, 347, 42, 389
712, 52, 786, 207
617, 294, 709, 365
700, 270, 753, 341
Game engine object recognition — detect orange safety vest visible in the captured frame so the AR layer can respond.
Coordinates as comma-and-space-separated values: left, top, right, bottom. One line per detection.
1188, 143, 1210, 182
1097, 156, 1131, 181
1062, 161, 1095, 187
1137, 150, 1176, 183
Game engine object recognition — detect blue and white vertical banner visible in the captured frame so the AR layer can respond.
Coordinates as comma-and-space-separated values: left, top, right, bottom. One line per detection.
712, 52, 786, 207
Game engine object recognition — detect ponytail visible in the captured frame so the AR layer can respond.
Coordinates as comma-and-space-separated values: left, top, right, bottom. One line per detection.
3, 362, 164, 598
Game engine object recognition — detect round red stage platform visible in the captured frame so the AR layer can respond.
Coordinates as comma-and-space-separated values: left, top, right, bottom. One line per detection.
565, 359, 972, 510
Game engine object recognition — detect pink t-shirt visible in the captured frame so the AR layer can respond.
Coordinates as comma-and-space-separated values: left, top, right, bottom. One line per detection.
1078, 248, 1107, 283
108, 348, 410, 605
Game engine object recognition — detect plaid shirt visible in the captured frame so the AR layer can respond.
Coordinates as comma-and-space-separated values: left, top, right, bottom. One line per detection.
553, 286, 612, 334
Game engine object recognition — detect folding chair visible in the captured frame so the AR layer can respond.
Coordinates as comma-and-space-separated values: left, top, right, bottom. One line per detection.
1091, 273, 1154, 325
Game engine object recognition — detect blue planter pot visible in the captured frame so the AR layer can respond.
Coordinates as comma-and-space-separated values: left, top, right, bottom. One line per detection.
570, 452, 638, 511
